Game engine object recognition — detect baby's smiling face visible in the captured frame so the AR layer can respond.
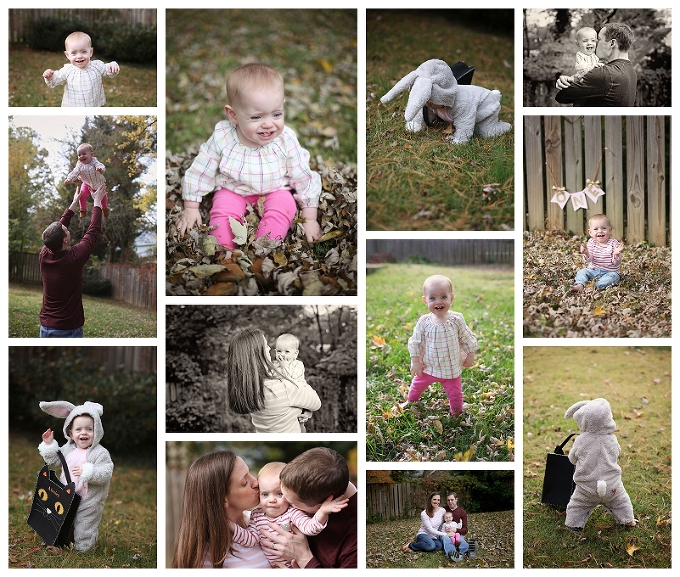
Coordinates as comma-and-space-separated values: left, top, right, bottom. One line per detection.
576, 28, 598, 55
65, 37, 93, 70
588, 217, 612, 244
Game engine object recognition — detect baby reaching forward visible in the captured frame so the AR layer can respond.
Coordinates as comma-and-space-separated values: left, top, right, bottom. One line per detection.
230, 462, 348, 568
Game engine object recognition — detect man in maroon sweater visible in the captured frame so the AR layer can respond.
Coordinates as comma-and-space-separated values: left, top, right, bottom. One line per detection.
39, 184, 106, 338
261, 447, 357, 568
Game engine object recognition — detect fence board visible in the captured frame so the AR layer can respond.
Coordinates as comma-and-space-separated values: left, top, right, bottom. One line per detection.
647, 117, 667, 246
100, 263, 157, 310
524, 117, 544, 231
524, 116, 670, 244
365, 240, 513, 266
626, 117, 645, 244
563, 117, 583, 234
544, 117, 563, 230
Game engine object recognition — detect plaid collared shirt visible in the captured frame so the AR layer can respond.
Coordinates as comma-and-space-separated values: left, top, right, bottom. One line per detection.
408, 312, 477, 379
45, 60, 119, 107
181, 121, 321, 208
67, 157, 106, 190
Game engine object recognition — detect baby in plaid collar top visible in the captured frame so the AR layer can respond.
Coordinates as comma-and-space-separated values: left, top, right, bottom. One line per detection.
406, 275, 477, 416
177, 63, 323, 248
43, 31, 120, 107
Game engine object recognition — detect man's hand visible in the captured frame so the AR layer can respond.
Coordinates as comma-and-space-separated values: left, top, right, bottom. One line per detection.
556, 75, 575, 90
410, 358, 425, 377
92, 184, 107, 207
42, 428, 54, 444
43, 69, 55, 80
69, 186, 82, 211
260, 523, 313, 568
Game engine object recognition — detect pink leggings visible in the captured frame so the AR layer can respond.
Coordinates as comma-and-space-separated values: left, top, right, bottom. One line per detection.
79, 181, 108, 210
408, 373, 464, 416
209, 188, 297, 248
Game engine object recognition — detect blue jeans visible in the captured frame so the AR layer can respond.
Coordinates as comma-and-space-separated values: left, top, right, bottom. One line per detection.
409, 533, 443, 552
40, 325, 84, 338
441, 534, 469, 555
574, 268, 620, 289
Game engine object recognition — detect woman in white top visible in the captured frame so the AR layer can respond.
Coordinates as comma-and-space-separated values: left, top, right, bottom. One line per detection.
401, 492, 448, 553
172, 450, 272, 568
226, 327, 321, 433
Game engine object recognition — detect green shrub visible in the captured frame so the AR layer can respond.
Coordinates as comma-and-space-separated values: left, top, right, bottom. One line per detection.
24, 16, 156, 64
82, 272, 112, 296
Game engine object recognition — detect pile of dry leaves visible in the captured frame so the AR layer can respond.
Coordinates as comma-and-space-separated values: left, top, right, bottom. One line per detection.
166, 150, 357, 296
524, 230, 671, 338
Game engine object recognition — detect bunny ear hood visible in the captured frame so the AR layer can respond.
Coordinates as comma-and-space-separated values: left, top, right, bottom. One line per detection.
40, 400, 105, 448
565, 398, 616, 434
380, 59, 458, 120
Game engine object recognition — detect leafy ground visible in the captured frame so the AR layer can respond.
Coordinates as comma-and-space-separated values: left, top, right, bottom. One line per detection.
165, 10, 357, 296
9, 45, 156, 107
8, 432, 157, 568
8, 283, 157, 338
523, 347, 672, 568
367, 511, 514, 568
366, 264, 514, 462
367, 10, 514, 231
523, 230, 672, 338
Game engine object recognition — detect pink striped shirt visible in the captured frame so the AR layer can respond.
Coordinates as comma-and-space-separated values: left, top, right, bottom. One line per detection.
44, 60, 119, 107
408, 312, 477, 380
66, 157, 106, 190
231, 506, 326, 567
583, 238, 622, 273
181, 121, 321, 208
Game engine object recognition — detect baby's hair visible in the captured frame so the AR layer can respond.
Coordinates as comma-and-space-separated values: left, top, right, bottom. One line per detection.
602, 22, 634, 52
422, 274, 453, 295
65, 31, 92, 49
588, 213, 612, 229
78, 143, 94, 152
258, 461, 287, 480
444, 510, 454, 519
67, 413, 94, 435
276, 333, 300, 350
227, 63, 284, 108
575, 27, 597, 42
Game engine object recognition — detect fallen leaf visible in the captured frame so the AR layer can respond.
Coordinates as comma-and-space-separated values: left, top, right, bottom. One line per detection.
626, 543, 640, 557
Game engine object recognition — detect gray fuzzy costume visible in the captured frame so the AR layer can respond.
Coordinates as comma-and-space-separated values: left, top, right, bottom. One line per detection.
38, 401, 114, 551
564, 398, 635, 529
380, 59, 512, 144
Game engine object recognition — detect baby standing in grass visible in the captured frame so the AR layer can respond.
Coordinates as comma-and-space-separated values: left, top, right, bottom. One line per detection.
177, 63, 323, 248
407, 275, 477, 416
230, 461, 348, 568
226, 327, 321, 433
43, 31, 120, 107
571, 214, 624, 292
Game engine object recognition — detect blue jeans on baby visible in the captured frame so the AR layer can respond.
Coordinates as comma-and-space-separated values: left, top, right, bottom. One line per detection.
441, 534, 469, 556
409, 533, 443, 552
574, 268, 620, 289
39, 325, 84, 338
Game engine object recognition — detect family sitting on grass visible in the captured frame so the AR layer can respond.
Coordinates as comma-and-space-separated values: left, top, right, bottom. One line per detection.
401, 491, 477, 562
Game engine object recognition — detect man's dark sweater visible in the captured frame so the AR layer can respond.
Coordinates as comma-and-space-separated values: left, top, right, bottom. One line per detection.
304, 492, 357, 568
555, 59, 637, 107
39, 207, 102, 330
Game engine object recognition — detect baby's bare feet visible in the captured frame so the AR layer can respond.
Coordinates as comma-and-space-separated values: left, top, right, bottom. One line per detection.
571, 283, 584, 292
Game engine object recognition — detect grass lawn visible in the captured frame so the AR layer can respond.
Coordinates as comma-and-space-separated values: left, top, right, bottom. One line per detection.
166, 9, 357, 164
366, 10, 514, 231
366, 511, 514, 568
8, 432, 156, 568
366, 263, 514, 462
9, 44, 157, 107
523, 346, 671, 568
8, 284, 156, 338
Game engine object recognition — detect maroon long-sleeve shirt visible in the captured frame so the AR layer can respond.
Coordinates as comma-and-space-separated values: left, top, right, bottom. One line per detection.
304, 492, 357, 568
39, 207, 102, 330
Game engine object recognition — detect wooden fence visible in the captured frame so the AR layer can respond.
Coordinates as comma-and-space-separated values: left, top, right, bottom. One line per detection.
524, 116, 670, 245
366, 239, 514, 266
367, 482, 471, 522
10, 346, 157, 374
9, 252, 157, 310
9, 9, 156, 42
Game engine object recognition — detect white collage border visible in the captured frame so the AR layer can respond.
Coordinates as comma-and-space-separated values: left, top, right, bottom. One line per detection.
1, 1, 676, 573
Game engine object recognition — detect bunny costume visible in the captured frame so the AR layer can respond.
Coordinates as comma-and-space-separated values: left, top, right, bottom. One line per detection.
38, 401, 114, 551
564, 398, 635, 529
380, 59, 512, 144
